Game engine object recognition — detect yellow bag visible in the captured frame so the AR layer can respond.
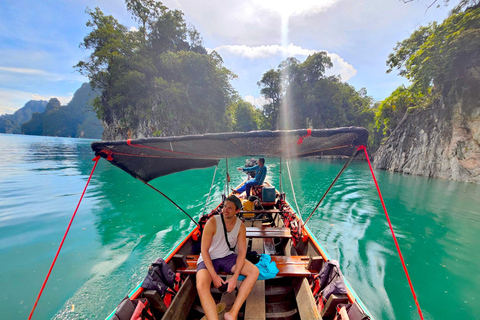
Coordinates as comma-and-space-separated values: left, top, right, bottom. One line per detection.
242, 199, 255, 218
242, 199, 254, 211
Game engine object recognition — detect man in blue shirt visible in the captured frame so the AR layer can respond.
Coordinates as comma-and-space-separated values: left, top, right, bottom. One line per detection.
232, 157, 267, 197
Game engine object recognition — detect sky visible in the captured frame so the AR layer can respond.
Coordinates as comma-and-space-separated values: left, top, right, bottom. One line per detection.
0, 0, 454, 115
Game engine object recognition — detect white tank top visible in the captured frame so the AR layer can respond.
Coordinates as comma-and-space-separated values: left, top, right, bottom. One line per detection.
197, 215, 242, 264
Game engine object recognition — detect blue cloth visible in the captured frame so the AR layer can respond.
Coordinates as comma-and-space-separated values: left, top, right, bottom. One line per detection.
238, 254, 279, 281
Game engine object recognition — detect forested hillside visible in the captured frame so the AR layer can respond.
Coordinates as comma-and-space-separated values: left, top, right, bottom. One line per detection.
0, 101, 47, 134
22, 83, 102, 138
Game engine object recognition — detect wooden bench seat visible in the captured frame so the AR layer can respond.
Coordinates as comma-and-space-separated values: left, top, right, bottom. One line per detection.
179, 255, 313, 277
245, 226, 291, 239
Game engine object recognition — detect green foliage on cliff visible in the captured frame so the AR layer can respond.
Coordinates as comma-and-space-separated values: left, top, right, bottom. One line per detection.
375, 85, 424, 135
378, 3, 480, 134
76, 1, 235, 138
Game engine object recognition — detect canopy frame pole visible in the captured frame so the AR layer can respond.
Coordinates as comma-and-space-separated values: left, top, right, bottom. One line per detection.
225, 158, 230, 195
143, 180, 199, 227
279, 158, 283, 194
304, 148, 359, 225
202, 164, 219, 216
286, 160, 303, 222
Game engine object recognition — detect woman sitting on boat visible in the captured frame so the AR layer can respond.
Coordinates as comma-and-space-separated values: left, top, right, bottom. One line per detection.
196, 195, 259, 320
232, 157, 267, 197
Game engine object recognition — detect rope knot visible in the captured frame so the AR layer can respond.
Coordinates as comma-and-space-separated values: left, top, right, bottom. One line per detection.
297, 128, 312, 145
99, 149, 114, 161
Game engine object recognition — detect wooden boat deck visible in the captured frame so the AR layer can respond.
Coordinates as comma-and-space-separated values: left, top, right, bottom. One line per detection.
245, 226, 292, 238
178, 255, 314, 277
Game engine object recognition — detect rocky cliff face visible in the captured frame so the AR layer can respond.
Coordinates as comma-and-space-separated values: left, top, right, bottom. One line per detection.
374, 69, 480, 184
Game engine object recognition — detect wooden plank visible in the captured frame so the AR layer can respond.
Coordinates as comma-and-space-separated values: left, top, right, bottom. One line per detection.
179, 255, 316, 277
245, 280, 265, 320
246, 227, 292, 238
294, 278, 322, 320
161, 276, 197, 320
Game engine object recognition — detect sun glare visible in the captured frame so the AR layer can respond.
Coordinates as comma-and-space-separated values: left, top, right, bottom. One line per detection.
256, 0, 337, 18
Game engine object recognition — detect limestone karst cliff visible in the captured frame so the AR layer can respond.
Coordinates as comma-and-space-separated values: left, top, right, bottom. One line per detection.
374, 69, 480, 184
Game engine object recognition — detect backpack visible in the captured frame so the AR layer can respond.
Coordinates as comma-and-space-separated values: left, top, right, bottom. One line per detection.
141, 258, 176, 297
318, 260, 347, 300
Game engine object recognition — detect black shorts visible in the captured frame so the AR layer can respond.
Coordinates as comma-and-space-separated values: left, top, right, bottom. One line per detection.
197, 253, 237, 274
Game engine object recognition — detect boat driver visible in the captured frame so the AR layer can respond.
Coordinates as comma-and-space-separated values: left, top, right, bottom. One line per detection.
232, 157, 267, 197
196, 195, 259, 320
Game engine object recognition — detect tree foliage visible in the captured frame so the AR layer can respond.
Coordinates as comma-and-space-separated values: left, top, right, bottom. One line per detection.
378, 4, 480, 135
225, 98, 263, 132
375, 85, 424, 135
258, 52, 375, 137
387, 4, 480, 92
76, 1, 235, 138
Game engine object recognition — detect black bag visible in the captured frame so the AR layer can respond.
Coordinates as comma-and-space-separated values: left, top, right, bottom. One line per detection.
141, 258, 176, 297
246, 251, 260, 264
111, 296, 154, 320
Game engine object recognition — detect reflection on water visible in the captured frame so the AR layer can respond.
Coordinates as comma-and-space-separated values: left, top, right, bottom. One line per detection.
1, 134, 479, 319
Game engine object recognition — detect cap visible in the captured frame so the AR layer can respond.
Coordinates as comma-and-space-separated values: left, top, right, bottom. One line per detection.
226, 194, 242, 210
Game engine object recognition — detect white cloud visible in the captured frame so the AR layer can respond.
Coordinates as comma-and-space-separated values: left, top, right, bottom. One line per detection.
244, 95, 268, 108
0, 65, 84, 83
214, 43, 317, 59
0, 67, 49, 75
326, 53, 357, 81
214, 44, 356, 81
162, 0, 341, 45
255, 0, 338, 18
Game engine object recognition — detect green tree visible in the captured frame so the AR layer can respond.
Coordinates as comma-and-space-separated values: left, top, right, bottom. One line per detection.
387, 5, 480, 92
258, 51, 373, 132
257, 69, 282, 129
375, 85, 423, 135
76, 1, 235, 138
378, 4, 480, 138
226, 99, 262, 132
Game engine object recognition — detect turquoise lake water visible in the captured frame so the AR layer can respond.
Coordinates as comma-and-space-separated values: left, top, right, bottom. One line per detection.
1, 133, 479, 319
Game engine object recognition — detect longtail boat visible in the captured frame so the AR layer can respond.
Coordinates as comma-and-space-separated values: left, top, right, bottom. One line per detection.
85, 128, 377, 320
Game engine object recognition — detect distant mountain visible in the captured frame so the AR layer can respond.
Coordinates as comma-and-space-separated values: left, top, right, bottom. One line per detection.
22, 83, 103, 138
0, 100, 47, 134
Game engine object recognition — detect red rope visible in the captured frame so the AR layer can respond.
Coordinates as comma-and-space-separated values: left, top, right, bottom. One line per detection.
297, 128, 312, 145
272, 129, 313, 157
28, 155, 101, 320
358, 145, 424, 320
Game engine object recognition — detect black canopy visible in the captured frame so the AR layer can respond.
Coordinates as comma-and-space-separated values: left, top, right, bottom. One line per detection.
91, 128, 368, 182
